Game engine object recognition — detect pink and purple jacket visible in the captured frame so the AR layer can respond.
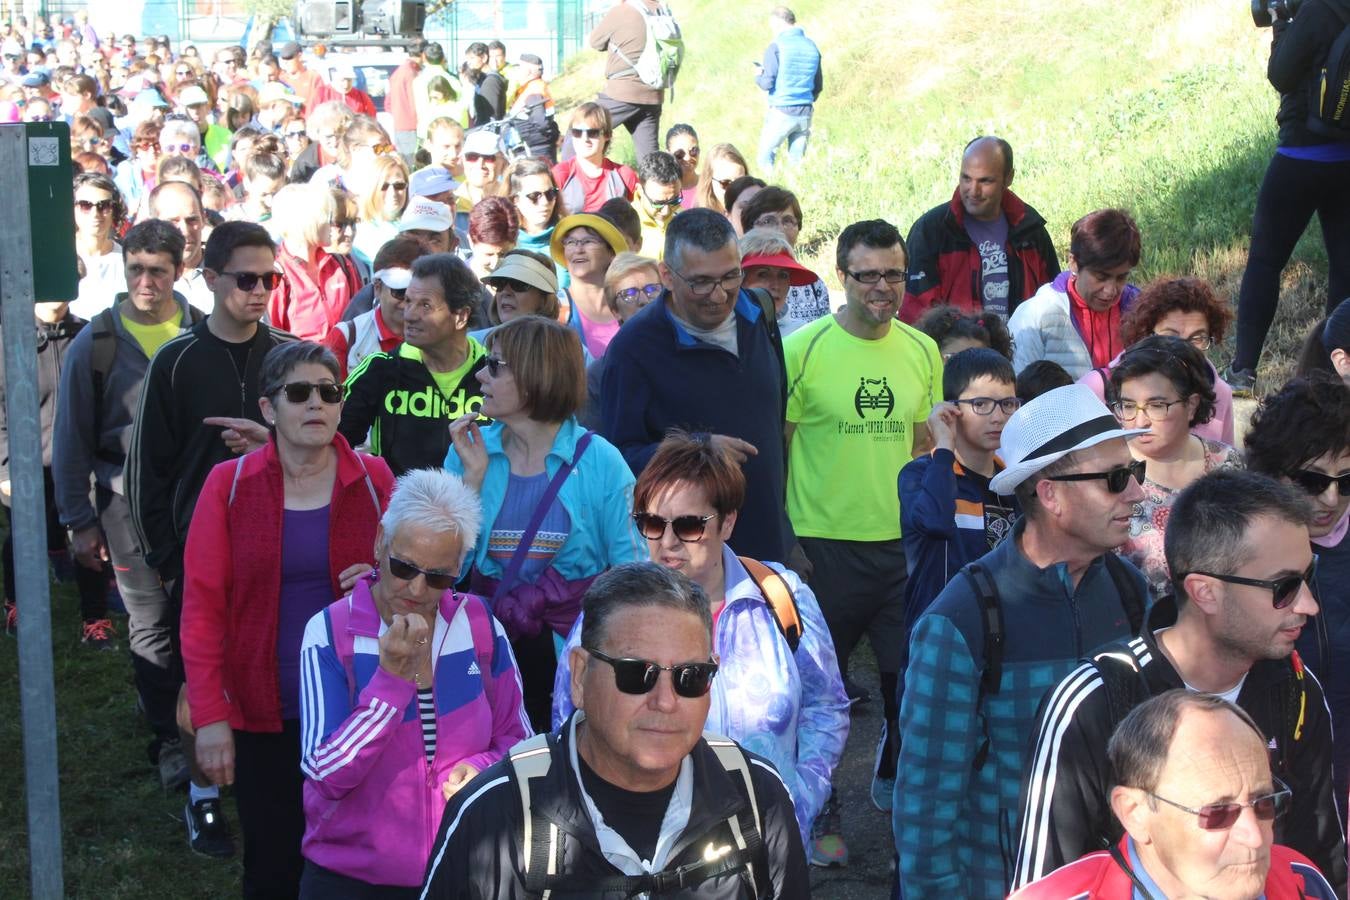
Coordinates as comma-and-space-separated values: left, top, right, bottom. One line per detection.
298, 578, 532, 887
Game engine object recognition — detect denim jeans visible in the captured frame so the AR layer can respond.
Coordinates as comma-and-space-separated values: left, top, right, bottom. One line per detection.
758, 106, 814, 170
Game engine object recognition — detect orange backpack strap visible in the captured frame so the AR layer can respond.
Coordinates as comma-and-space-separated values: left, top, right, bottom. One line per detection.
737, 556, 802, 652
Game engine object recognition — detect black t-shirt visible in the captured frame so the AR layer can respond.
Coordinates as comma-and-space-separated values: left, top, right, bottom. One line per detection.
964, 466, 1017, 549
577, 752, 677, 862
222, 335, 253, 374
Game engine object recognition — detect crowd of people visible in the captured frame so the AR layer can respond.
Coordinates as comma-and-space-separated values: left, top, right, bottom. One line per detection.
3, 2, 1350, 898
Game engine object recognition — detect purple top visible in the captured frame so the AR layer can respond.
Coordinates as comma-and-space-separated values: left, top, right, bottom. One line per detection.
963, 213, 1011, 316
278, 505, 334, 719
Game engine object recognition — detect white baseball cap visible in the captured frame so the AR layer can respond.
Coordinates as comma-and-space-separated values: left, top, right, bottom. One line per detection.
397, 198, 453, 234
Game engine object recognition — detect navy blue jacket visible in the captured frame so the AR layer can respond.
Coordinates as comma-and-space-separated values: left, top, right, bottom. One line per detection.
599, 290, 794, 564
1298, 533, 1350, 812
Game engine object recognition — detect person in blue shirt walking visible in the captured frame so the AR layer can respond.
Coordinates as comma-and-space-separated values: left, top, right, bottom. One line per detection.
754, 7, 822, 172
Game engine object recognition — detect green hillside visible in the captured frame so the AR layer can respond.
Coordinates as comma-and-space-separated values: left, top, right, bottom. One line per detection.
554, 0, 1330, 385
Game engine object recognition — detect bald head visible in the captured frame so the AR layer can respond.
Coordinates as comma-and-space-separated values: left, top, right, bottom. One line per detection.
962, 136, 1014, 180
959, 136, 1015, 223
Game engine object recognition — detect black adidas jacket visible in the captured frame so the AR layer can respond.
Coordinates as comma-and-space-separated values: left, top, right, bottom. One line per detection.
338, 340, 488, 477
421, 714, 809, 899
126, 318, 294, 580
1010, 597, 1346, 894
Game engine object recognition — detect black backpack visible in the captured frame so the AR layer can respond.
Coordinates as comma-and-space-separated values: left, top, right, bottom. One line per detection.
1309, 10, 1350, 138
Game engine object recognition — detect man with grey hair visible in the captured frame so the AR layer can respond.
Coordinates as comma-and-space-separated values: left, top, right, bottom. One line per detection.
600, 208, 798, 568
754, 6, 822, 171
896, 383, 1148, 898
1010, 690, 1338, 899
421, 561, 809, 897
1012, 469, 1345, 892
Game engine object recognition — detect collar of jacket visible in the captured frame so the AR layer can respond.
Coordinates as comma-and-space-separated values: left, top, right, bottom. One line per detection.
1138, 593, 1297, 692
944, 186, 1035, 233
994, 516, 1117, 602
479, 415, 587, 464
659, 290, 763, 349
254, 430, 378, 497
537, 711, 757, 863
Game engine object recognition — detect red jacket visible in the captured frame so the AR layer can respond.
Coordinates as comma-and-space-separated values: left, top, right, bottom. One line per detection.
268, 244, 364, 341
182, 435, 394, 732
1010, 837, 1336, 900
900, 188, 1059, 324
387, 60, 421, 132
337, 86, 377, 119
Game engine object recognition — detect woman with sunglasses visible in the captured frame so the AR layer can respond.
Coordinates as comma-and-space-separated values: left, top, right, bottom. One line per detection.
550, 212, 629, 358
297, 468, 529, 898
1079, 277, 1237, 444
475, 249, 562, 338
694, 142, 749, 214
322, 187, 368, 286
446, 316, 643, 730
352, 154, 411, 269
182, 341, 394, 896
551, 431, 849, 852
578, 252, 663, 429
71, 171, 127, 320
664, 122, 700, 209
551, 102, 637, 213
1109, 336, 1240, 601
1245, 374, 1350, 804
507, 157, 567, 264
268, 182, 364, 341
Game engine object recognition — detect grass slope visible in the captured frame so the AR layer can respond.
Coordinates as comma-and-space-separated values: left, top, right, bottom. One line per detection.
556, 0, 1329, 387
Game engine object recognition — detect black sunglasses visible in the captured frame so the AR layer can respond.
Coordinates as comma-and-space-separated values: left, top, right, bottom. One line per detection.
75, 198, 115, 213
221, 270, 282, 291
1046, 458, 1146, 494
1290, 469, 1350, 497
484, 355, 510, 378
520, 188, 557, 204
278, 381, 344, 404
570, 127, 603, 140
493, 277, 534, 294
672, 147, 699, 161
632, 512, 715, 542
1191, 557, 1318, 610
387, 554, 456, 591
586, 647, 718, 698
1146, 780, 1291, 830
645, 193, 681, 207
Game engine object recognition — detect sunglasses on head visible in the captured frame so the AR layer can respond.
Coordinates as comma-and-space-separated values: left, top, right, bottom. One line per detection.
632, 511, 715, 542
386, 554, 456, 590
520, 188, 557, 204
75, 198, 114, 213
1145, 781, 1291, 830
1191, 557, 1318, 610
221, 270, 282, 291
586, 647, 718, 698
1290, 469, 1350, 497
1046, 458, 1146, 494
570, 127, 603, 140
277, 381, 344, 404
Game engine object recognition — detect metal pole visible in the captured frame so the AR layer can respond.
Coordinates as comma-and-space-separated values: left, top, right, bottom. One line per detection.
0, 125, 64, 899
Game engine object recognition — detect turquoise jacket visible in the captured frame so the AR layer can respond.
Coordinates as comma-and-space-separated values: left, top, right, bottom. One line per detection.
443, 416, 646, 582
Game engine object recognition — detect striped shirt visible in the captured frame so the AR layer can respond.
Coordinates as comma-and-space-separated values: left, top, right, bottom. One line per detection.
417, 687, 437, 763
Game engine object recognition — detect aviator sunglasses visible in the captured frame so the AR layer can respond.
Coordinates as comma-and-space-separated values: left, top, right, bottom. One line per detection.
1145, 779, 1291, 831
585, 647, 719, 698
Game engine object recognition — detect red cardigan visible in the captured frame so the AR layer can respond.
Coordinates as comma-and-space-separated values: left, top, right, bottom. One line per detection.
182, 434, 394, 732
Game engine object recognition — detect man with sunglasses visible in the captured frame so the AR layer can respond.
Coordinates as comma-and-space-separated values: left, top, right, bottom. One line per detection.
1012, 690, 1338, 900
897, 384, 1149, 899
1245, 376, 1350, 814
631, 150, 683, 259
422, 562, 809, 898
1012, 469, 1346, 893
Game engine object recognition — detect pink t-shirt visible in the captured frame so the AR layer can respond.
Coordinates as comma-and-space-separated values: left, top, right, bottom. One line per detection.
577, 309, 621, 359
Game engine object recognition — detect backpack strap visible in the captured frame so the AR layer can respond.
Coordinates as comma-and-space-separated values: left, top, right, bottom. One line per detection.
737, 556, 802, 652
960, 562, 1003, 772
1102, 554, 1146, 635
512, 733, 563, 897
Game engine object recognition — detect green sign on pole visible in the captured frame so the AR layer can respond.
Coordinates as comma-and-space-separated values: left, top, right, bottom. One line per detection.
22, 122, 77, 303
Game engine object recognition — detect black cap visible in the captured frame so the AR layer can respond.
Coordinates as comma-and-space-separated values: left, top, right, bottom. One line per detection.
519, 52, 543, 67
1324, 297, 1350, 354
424, 42, 444, 63
278, 41, 300, 59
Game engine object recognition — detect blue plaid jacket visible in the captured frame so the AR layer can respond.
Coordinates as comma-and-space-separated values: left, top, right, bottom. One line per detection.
894, 520, 1146, 898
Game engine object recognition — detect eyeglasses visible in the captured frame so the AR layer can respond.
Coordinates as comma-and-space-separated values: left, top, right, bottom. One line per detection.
221, 270, 283, 292
1155, 330, 1214, 351
519, 188, 557, 204
955, 396, 1022, 416
753, 213, 798, 230
632, 511, 715, 542
562, 236, 604, 251
844, 269, 908, 285
483, 355, 510, 378
135, 140, 159, 152
672, 147, 699, 161
381, 180, 408, 192
464, 151, 495, 163
1290, 469, 1350, 497
1110, 397, 1189, 421
386, 554, 456, 591
585, 647, 719, 698
616, 283, 663, 304
1045, 458, 1146, 494
1191, 557, 1318, 610
570, 127, 603, 140
284, 130, 308, 140
166, 142, 195, 154
1145, 780, 1291, 830
175, 68, 192, 77
667, 266, 743, 298
75, 198, 115, 214
277, 380, 344, 404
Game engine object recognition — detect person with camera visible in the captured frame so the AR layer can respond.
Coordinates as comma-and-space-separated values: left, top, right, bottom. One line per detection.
1227, 0, 1350, 393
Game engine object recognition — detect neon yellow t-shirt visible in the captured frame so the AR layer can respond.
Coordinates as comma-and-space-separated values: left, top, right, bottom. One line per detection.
784, 314, 942, 541
121, 309, 184, 360
401, 339, 486, 406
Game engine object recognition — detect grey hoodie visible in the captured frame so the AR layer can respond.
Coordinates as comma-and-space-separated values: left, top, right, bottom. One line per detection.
51, 292, 202, 532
